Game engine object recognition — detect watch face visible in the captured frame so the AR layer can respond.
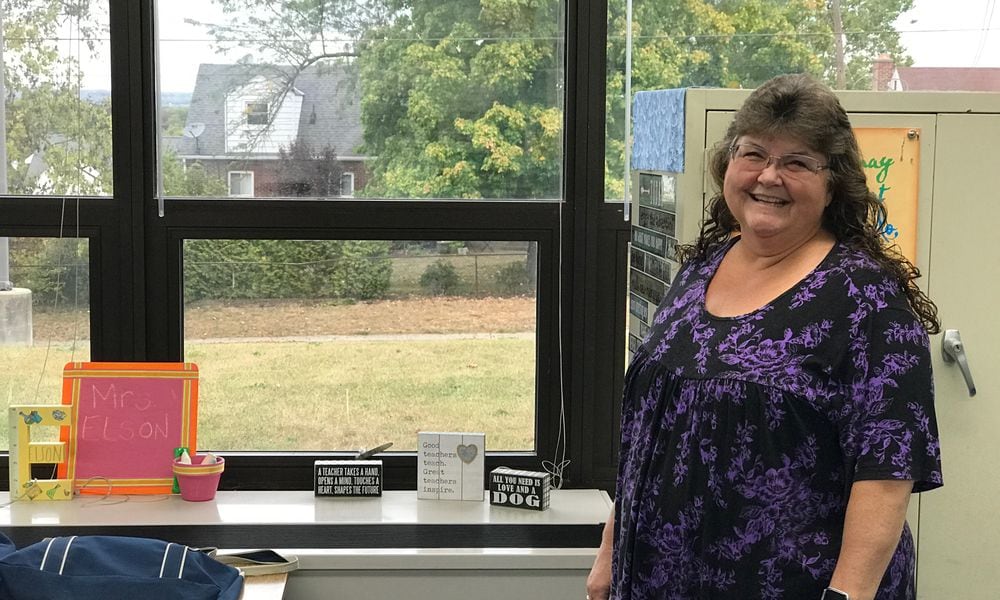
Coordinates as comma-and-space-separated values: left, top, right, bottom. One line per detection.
822, 589, 849, 600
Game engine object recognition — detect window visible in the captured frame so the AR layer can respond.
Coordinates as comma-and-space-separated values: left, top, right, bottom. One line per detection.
156, 0, 563, 201
227, 171, 254, 197
147, 0, 574, 490
244, 101, 269, 125
1, 237, 91, 450
0, 2, 112, 197
3, 0, 621, 493
340, 172, 354, 197
184, 239, 538, 452
602, 1, 960, 201
0, 0, 110, 456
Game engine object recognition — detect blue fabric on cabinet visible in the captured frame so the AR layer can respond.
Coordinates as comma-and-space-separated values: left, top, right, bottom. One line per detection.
0, 533, 243, 600
631, 88, 686, 173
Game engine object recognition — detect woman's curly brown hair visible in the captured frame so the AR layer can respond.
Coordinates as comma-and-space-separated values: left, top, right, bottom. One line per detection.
677, 73, 940, 333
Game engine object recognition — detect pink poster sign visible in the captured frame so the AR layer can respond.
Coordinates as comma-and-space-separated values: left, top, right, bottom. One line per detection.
60, 362, 198, 495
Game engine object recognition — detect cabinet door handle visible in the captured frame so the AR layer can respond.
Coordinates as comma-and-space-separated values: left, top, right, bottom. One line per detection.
942, 329, 977, 397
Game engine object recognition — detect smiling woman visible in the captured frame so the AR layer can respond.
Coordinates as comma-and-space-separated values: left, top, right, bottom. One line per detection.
589, 74, 943, 600
718, 133, 834, 270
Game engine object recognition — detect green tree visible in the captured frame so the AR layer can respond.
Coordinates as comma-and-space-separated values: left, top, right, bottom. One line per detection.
2, 0, 112, 195
604, 0, 914, 198
184, 239, 392, 301
161, 151, 229, 197
356, 0, 562, 199
194, 0, 562, 200
160, 106, 189, 137
274, 140, 344, 197
9, 236, 89, 306
193, 0, 912, 202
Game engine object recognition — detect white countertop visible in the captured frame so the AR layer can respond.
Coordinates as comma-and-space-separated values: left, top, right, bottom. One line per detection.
0, 490, 611, 570
0, 489, 612, 528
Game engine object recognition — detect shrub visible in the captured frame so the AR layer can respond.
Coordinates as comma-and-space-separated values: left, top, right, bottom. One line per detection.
419, 259, 459, 295
494, 261, 533, 296
9, 238, 90, 306
184, 240, 392, 302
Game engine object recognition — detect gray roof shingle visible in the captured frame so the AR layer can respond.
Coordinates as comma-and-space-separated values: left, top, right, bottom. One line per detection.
176, 62, 365, 158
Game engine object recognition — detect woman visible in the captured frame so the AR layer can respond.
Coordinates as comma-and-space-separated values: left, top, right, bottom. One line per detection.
587, 74, 942, 600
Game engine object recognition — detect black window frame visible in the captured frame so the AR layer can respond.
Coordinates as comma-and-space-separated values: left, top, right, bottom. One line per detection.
0, 0, 628, 493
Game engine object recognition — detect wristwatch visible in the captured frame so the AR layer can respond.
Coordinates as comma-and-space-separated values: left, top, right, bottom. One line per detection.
821, 587, 849, 600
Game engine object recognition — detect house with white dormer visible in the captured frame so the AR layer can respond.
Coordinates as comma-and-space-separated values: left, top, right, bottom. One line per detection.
163, 62, 367, 197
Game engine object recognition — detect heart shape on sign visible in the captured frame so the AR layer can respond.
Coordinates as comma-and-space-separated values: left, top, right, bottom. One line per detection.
457, 444, 478, 464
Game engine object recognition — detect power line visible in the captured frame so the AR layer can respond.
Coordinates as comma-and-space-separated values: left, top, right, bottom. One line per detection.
9, 25, 999, 47
973, 0, 998, 65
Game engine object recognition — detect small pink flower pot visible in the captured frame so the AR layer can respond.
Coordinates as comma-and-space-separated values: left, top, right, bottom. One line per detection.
173, 455, 225, 502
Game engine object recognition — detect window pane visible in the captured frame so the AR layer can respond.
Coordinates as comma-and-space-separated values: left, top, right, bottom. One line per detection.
605, 0, 938, 200
340, 172, 354, 197
244, 101, 269, 126
227, 171, 253, 197
1, 237, 91, 450
1, 1, 112, 196
183, 240, 538, 451
157, 0, 564, 200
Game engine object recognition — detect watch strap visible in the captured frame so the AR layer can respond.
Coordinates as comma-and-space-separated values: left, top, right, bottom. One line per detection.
821, 587, 850, 600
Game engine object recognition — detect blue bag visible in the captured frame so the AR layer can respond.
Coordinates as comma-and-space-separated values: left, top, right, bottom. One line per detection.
0, 533, 243, 600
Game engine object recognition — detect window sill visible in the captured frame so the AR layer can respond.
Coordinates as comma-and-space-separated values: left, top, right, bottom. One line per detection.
0, 489, 611, 558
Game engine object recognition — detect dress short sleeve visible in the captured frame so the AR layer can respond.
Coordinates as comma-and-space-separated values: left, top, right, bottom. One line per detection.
843, 306, 943, 493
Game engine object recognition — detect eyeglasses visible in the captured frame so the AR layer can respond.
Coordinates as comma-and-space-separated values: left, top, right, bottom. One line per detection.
729, 142, 829, 176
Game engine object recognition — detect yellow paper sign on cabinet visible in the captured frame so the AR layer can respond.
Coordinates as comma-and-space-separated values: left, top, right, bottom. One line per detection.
854, 128, 920, 265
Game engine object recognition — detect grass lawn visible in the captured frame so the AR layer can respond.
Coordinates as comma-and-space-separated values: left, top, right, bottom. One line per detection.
2, 336, 536, 452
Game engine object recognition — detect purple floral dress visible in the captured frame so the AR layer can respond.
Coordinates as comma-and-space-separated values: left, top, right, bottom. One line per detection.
613, 238, 942, 600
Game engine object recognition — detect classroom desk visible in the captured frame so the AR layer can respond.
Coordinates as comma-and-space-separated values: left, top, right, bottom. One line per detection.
0, 489, 610, 600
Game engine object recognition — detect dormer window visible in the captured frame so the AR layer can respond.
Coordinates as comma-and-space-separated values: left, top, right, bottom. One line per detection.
245, 101, 269, 125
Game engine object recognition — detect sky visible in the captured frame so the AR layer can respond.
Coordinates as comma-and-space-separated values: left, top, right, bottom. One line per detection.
71, 0, 1000, 92
894, 0, 1000, 68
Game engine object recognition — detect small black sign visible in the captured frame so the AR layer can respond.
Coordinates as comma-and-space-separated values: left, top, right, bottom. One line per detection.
489, 467, 551, 511
314, 460, 383, 497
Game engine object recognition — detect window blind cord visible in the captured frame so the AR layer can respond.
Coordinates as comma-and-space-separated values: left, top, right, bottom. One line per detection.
543, 199, 570, 489
70, 195, 82, 363
31, 197, 68, 404
70, 17, 84, 363
32, 6, 85, 399
30, 195, 82, 405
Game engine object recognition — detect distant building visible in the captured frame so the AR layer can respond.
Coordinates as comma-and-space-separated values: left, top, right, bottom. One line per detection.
872, 54, 1000, 92
163, 63, 367, 198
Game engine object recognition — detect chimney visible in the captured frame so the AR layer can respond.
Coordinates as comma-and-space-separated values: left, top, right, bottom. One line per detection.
872, 54, 894, 91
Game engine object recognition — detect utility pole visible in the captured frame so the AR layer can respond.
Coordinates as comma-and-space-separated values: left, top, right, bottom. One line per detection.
829, 0, 847, 89
0, 8, 13, 291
